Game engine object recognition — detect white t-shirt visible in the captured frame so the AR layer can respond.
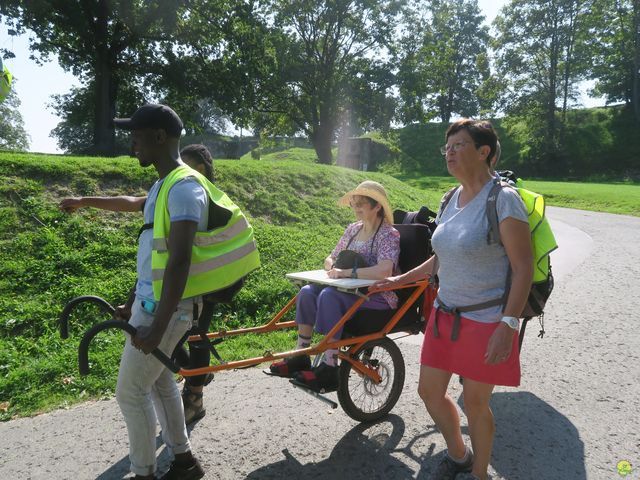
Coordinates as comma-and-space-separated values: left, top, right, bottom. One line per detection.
136, 175, 208, 303
431, 179, 528, 323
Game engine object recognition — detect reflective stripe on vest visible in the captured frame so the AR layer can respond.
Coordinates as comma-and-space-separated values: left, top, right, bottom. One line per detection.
152, 216, 251, 252
151, 165, 260, 300
152, 241, 258, 281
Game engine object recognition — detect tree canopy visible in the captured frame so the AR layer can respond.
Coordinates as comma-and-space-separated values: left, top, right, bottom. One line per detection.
396, 0, 492, 124
0, 0, 190, 155
0, 0, 637, 176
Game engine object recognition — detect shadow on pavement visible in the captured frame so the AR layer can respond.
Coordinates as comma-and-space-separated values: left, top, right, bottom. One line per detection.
451, 390, 586, 480
245, 414, 418, 480
95, 421, 202, 479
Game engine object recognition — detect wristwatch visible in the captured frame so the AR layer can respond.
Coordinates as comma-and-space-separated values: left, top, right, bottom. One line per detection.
351, 266, 358, 279
500, 316, 520, 330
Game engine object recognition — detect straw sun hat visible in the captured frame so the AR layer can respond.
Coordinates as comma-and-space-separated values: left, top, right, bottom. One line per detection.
338, 180, 394, 225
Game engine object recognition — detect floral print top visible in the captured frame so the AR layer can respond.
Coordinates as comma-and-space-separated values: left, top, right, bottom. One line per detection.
330, 221, 401, 308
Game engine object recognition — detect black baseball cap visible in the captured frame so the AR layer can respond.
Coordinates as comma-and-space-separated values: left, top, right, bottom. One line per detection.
113, 104, 183, 138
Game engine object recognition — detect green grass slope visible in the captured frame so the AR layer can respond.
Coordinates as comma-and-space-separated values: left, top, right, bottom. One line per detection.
0, 151, 441, 419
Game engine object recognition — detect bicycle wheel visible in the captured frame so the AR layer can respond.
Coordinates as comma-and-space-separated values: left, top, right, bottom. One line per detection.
337, 337, 405, 423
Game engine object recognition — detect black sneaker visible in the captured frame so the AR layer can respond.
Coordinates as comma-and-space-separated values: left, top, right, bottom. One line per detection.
428, 450, 473, 480
159, 457, 205, 480
292, 363, 339, 393
269, 355, 312, 377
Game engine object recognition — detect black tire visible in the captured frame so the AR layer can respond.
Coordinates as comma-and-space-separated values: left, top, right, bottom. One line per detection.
337, 337, 405, 423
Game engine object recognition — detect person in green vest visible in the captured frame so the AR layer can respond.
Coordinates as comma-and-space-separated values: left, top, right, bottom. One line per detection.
0, 57, 12, 103
97, 103, 258, 480
59, 143, 218, 425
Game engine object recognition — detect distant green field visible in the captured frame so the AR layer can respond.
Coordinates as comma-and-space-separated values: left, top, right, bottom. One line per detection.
524, 179, 640, 217
398, 173, 640, 217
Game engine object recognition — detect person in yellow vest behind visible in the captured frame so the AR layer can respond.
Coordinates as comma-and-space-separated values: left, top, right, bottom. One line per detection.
111, 104, 259, 480
1, 57, 12, 103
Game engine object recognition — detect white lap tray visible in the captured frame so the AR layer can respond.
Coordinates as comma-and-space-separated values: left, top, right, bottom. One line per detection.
286, 269, 375, 297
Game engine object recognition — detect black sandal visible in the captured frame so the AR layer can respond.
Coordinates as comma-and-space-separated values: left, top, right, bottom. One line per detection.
267, 355, 311, 377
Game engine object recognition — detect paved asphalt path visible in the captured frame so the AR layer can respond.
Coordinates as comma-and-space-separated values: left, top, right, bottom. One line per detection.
1, 206, 639, 480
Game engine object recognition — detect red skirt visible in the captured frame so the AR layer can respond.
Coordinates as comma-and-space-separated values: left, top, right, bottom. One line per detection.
420, 308, 521, 387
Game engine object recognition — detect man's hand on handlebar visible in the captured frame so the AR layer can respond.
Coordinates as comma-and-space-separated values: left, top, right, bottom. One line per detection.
113, 304, 132, 322
131, 325, 163, 354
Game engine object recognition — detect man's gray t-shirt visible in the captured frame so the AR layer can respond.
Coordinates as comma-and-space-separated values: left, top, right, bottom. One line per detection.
431, 179, 528, 323
136, 174, 208, 304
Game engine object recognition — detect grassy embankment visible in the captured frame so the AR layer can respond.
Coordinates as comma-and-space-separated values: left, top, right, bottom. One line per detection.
0, 149, 442, 420
1, 147, 638, 420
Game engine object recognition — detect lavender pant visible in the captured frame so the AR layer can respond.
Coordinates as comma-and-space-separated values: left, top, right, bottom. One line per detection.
296, 284, 391, 338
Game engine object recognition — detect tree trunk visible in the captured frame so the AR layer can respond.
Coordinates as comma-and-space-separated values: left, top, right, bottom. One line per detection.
633, 0, 640, 122
561, 0, 580, 125
92, 0, 116, 156
311, 122, 334, 165
546, 0, 561, 173
438, 95, 451, 123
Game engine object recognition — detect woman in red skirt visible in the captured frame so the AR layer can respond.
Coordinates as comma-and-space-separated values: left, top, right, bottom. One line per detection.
375, 119, 533, 480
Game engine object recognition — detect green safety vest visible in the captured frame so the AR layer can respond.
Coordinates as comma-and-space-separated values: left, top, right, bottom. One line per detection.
151, 165, 260, 300
1, 63, 12, 102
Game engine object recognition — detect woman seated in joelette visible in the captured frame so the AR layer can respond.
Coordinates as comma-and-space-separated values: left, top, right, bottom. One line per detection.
269, 180, 401, 391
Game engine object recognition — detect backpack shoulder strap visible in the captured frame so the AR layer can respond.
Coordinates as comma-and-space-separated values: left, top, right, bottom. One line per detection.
486, 180, 503, 245
486, 179, 521, 246
437, 186, 459, 223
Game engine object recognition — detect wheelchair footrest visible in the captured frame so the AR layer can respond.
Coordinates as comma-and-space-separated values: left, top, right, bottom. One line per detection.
289, 379, 338, 409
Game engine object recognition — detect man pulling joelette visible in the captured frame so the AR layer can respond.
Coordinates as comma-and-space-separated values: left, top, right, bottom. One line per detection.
111, 103, 259, 480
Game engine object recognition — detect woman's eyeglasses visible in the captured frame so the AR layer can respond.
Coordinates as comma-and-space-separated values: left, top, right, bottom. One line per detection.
349, 200, 368, 208
440, 140, 478, 156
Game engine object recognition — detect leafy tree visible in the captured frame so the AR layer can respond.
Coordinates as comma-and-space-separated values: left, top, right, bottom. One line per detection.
0, 0, 187, 156
1, 1, 267, 155
144, 0, 269, 134
339, 59, 397, 138
395, 0, 491, 124
493, 0, 592, 174
253, 0, 401, 164
48, 81, 143, 154
583, 0, 640, 121
0, 81, 29, 150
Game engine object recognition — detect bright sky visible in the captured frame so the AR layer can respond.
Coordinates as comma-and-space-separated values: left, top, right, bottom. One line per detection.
1, 0, 603, 154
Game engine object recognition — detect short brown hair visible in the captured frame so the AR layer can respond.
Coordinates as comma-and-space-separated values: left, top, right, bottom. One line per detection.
446, 119, 498, 166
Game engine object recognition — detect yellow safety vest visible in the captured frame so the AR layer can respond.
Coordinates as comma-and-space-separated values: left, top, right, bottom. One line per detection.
151, 165, 260, 300
1, 63, 12, 102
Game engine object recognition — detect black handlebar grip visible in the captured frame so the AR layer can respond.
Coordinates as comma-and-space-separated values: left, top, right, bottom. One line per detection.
78, 319, 180, 375
59, 296, 115, 339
